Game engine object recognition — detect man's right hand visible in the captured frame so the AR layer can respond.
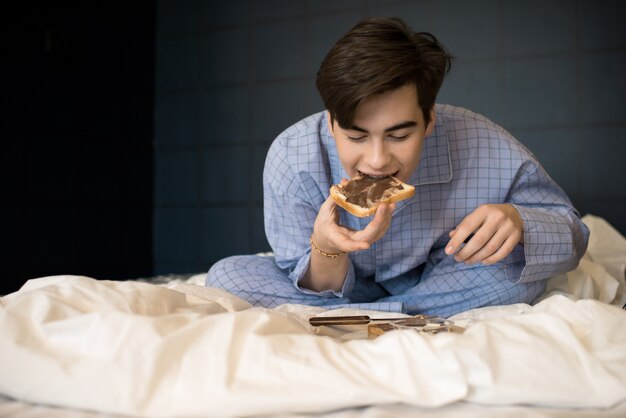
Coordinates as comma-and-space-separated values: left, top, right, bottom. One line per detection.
311, 194, 396, 256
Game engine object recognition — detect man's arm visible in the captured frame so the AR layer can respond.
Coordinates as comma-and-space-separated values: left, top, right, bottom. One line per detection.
264, 150, 364, 297
300, 195, 395, 292
445, 159, 589, 284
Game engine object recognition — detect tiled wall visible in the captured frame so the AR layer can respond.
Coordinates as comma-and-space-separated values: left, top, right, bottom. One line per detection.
154, 0, 626, 275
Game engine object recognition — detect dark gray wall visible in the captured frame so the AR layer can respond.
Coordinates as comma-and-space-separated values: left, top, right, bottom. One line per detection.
2, 2, 154, 294
154, 0, 626, 275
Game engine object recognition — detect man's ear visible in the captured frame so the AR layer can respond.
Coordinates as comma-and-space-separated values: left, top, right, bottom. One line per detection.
425, 108, 436, 137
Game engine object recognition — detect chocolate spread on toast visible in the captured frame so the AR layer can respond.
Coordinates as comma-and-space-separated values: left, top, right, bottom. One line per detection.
339, 176, 404, 208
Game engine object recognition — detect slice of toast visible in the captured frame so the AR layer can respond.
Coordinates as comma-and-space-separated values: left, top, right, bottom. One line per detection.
330, 175, 415, 217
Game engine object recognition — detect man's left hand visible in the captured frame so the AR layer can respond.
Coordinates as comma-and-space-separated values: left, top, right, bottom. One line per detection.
445, 204, 524, 265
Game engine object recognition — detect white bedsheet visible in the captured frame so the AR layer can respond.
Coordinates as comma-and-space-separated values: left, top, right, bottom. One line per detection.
1, 215, 625, 418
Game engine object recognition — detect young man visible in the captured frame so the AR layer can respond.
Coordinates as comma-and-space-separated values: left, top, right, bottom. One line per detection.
206, 17, 589, 317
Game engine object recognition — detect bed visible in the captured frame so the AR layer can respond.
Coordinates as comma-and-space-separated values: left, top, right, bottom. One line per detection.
1, 214, 625, 418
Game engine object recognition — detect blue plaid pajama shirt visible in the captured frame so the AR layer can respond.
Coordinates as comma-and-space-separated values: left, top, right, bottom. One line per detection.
207, 105, 589, 317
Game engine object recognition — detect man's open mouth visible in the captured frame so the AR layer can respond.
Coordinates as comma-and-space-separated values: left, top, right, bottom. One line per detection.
357, 170, 399, 179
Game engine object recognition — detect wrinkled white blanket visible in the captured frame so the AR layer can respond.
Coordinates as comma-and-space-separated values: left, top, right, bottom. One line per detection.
1, 215, 625, 418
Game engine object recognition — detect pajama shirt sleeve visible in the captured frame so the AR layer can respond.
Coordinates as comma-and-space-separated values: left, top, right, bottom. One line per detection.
263, 131, 356, 298
505, 159, 590, 283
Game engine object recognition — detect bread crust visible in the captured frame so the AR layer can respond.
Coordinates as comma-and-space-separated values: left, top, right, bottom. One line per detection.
330, 176, 415, 217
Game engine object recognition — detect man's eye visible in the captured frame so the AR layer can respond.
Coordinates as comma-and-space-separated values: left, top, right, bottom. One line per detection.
388, 134, 409, 141
347, 135, 366, 142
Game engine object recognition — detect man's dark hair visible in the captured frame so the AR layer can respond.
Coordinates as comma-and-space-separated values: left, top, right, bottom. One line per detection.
316, 17, 453, 128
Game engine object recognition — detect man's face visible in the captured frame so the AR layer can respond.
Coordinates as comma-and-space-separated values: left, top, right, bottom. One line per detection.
328, 83, 435, 183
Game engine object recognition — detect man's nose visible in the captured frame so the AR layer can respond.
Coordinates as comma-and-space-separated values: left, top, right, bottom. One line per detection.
365, 140, 391, 170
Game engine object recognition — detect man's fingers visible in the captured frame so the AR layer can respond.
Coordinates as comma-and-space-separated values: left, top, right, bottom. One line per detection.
372, 202, 395, 230
462, 230, 508, 264
453, 231, 487, 261
334, 234, 371, 252
315, 223, 369, 254
448, 224, 493, 259
320, 193, 337, 211
481, 235, 519, 265
356, 203, 395, 243
316, 200, 396, 254
445, 215, 484, 255
454, 224, 521, 264
446, 204, 524, 264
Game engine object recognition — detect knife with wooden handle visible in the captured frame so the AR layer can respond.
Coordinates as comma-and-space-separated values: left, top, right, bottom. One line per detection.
309, 315, 419, 326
